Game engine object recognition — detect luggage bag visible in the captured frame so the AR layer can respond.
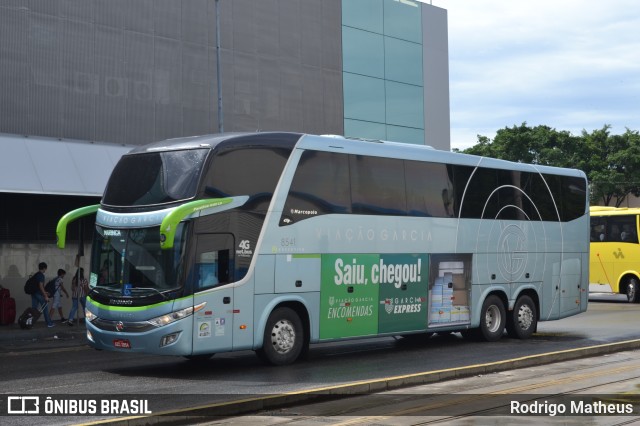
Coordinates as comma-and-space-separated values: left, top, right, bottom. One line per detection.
18, 302, 48, 329
0, 288, 16, 325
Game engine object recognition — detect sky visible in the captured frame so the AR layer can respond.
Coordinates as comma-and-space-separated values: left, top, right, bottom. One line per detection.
428, 0, 640, 150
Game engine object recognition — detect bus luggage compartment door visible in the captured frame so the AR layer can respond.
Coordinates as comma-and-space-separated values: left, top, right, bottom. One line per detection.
556, 257, 583, 317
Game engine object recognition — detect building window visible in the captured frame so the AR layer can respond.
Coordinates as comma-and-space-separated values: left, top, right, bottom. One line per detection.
342, 0, 424, 144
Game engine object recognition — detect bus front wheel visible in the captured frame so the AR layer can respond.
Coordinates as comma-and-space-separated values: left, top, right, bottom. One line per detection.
478, 295, 506, 342
506, 295, 537, 339
624, 277, 640, 303
257, 307, 305, 366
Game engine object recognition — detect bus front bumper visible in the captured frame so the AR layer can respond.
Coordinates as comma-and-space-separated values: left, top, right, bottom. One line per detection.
85, 319, 193, 356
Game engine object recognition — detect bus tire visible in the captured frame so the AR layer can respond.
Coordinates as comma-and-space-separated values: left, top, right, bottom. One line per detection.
506, 295, 537, 339
624, 277, 640, 303
257, 307, 304, 366
478, 295, 506, 342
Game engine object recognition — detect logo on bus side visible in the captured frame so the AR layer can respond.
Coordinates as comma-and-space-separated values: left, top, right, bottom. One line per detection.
236, 240, 253, 258
497, 224, 528, 281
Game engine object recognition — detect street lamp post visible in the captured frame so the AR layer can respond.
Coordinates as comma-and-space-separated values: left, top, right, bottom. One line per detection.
215, 0, 224, 133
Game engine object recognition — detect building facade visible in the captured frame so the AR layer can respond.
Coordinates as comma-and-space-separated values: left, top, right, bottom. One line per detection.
342, 0, 450, 147
0, 0, 449, 314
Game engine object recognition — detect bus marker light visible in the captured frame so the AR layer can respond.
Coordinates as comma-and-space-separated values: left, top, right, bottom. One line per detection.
160, 332, 181, 347
239, 324, 247, 330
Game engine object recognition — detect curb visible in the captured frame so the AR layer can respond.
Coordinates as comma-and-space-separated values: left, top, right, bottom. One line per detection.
76, 338, 640, 426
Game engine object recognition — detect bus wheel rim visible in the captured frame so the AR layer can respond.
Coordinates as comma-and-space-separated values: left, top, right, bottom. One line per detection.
628, 281, 637, 301
486, 305, 501, 333
517, 304, 533, 330
271, 319, 296, 354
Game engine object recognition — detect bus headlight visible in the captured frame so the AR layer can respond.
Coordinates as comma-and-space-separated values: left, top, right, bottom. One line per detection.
147, 302, 206, 327
85, 309, 97, 322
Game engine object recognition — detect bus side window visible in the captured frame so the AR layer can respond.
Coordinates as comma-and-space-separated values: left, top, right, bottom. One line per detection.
606, 215, 637, 244
590, 219, 606, 242
621, 228, 637, 243
194, 234, 234, 290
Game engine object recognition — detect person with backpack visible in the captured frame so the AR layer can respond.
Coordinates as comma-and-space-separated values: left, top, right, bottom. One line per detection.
29, 262, 55, 328
47, 269, 68, 322
67, 268, 89, 326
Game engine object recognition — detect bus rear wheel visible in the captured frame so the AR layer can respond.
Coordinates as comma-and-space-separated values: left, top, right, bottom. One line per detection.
506, 295, 537, 339
257, 307, 304, 366
624, 277, 640, 303
477, 295, 506, 342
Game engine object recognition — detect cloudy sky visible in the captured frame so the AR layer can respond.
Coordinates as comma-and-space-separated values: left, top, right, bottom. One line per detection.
428, 0, 640, 150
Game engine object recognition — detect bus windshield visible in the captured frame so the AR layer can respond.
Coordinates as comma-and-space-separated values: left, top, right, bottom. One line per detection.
89, 224, 188, 296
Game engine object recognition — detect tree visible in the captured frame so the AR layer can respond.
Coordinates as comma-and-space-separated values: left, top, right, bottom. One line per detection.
461, 123, 579, 167
461, 123, 640, 206
585, 127, 640, 207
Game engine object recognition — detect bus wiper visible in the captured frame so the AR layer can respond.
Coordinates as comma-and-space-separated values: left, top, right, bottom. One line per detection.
130, 287, 168, 300
90, 284, 122, 297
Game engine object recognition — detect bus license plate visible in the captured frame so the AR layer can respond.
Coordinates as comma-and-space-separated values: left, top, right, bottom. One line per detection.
113, 339, 131, 349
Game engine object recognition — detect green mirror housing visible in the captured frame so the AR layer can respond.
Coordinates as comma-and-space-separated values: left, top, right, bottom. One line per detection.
56, 204, 100, 249
160, 198, 234, 250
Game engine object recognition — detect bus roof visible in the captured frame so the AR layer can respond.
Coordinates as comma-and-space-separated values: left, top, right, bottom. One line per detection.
590, 206, 640, 215
126, 132, 586, 179
297, 134, 586, 178
127, 132, 303, 154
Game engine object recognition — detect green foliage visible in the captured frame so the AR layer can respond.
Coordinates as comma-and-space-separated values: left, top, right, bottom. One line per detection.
461, 123, 640, 207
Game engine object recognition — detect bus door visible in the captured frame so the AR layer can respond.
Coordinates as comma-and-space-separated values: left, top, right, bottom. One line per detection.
191, 233, 235, 355
611, 215, 639, 292
589, 216, 613, 290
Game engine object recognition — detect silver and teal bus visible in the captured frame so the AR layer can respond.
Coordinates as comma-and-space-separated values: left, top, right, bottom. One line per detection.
56, 132, 589, 365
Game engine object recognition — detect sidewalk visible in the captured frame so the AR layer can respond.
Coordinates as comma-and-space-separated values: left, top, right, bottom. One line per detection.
0, 317, 88, 353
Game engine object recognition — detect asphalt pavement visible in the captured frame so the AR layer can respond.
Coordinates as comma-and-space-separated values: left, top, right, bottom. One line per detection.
0, 317, 88, 353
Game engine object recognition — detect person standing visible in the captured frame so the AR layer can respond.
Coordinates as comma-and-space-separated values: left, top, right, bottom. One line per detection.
67, 268, 89, 326
47, 269, 69, 322
31, 262, 55, 328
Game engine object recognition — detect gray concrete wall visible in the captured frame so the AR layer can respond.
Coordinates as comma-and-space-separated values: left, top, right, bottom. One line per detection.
0, 0, 344, 146
0, 242, 90, 321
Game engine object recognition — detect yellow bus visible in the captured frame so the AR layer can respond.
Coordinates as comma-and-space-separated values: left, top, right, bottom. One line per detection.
590, 206, 640, 303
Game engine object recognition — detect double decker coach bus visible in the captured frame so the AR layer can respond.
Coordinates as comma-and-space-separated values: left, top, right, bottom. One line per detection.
56, 132, 589, 365
589, 206, 640, 303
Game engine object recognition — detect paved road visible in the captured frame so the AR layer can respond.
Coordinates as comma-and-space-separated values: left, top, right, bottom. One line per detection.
202, 349, 640, 425
1, 296, 639, 425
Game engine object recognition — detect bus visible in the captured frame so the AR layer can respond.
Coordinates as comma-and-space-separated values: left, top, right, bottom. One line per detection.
56, 132, 589, 365
589, 206, 640, 303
